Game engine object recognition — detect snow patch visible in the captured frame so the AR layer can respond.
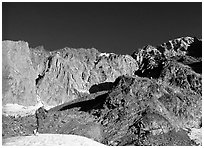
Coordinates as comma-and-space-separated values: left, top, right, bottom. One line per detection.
187, 127, 202, 146
99, 52, 115, 57
3, 134, 107, 146
2, 103, 53, 117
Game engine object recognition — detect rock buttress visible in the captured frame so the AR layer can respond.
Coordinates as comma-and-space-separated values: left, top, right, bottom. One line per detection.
36, 48, 138, 106
2, 41, 38, 106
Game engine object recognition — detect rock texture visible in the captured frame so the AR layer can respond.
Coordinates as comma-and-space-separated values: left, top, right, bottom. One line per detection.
2, 41, 38, 106
132, 37, 202, 78
2, 41, 138, 107
2, 36, 202, 146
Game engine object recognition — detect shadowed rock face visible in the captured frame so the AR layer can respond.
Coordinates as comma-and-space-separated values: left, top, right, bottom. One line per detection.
2, 36, 202, 146
132, 37, 202, 78
4, 74, 200, 145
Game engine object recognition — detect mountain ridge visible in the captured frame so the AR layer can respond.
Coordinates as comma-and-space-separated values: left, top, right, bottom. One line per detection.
2, 36, 202, 146
2, 36, 201, 107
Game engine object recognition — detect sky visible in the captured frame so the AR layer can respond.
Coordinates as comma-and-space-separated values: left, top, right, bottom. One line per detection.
2, 2, 202, 55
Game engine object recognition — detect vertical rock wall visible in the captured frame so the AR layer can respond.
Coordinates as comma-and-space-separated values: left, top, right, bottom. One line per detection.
2, 41, 38, 106
2, 41, 138, 107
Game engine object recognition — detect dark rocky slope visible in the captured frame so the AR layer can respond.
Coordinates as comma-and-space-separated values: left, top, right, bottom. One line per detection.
2, 36, 202, 146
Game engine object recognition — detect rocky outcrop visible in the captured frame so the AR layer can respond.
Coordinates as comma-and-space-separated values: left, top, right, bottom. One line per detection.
11, 74, 200, 145
96, 75, 201, 145
2, 41, 38, 106
3, 37, 201, 107
35, 48, 138, 106
2, 36, 202, 146
132, 37, 202, 78
2, 41, 138, 107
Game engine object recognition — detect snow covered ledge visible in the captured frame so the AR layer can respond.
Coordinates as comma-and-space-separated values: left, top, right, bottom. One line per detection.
3, 134, 107, 146
2, 99, 53, 118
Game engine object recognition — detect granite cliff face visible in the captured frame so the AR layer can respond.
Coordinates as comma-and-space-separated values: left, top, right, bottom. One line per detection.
2, 41, 38, 106
2, 41, 138, 107
2, 36, 202, 146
